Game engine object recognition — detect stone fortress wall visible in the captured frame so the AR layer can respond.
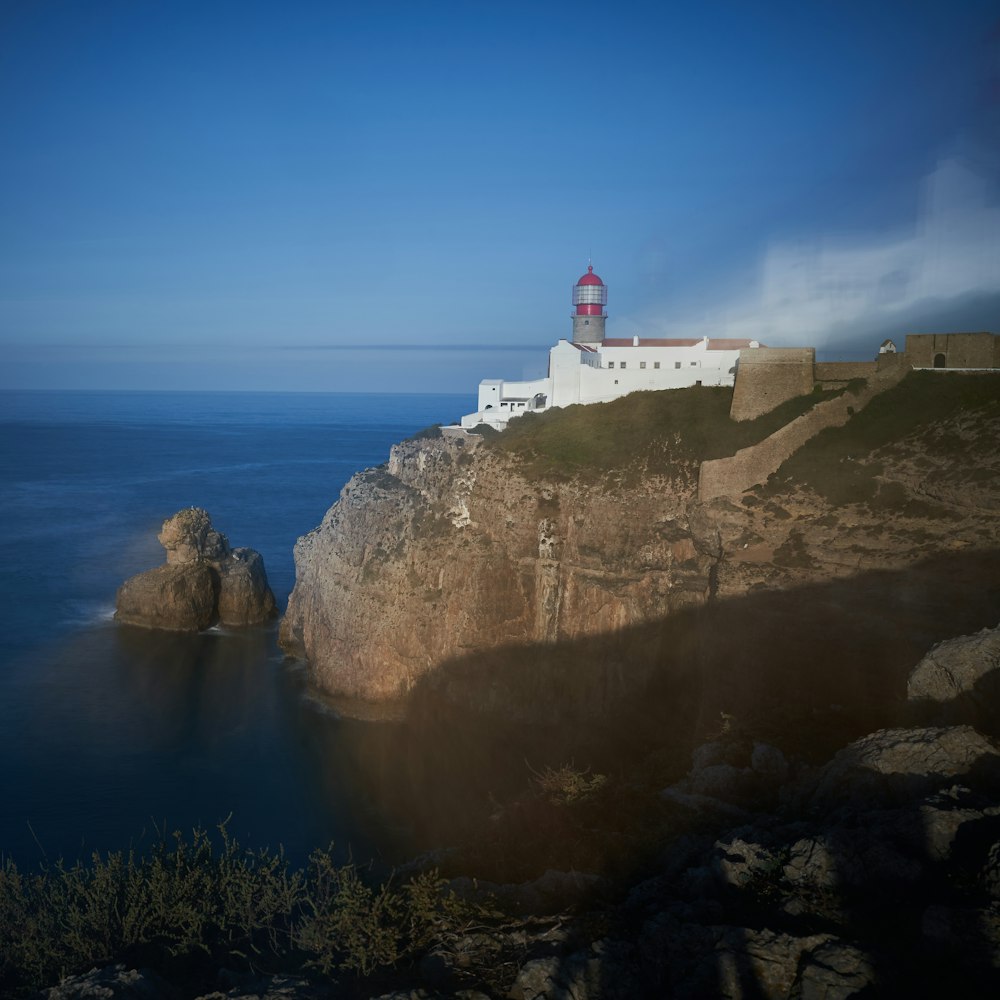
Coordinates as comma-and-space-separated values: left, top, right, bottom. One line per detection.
814, 361, 878, 385
729, 348, 816, 421
700, 363, 912, 501
904, 332, 1000, 369
701, 332, 999, 501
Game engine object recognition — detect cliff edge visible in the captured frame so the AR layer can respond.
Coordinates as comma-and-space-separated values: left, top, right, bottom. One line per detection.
281, 373, 1000, 707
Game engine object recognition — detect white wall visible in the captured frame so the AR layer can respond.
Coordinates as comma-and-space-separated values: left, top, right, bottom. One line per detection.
458, 338, 750, 429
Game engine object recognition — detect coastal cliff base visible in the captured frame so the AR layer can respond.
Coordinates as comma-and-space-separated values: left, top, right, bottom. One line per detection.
281, 374, 1000, 730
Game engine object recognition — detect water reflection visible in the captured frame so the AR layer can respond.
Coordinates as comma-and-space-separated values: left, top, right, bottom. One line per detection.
3, 624, 365, 867
1, 619, 542, 874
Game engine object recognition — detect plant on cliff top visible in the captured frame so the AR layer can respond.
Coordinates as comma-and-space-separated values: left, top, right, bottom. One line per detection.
403, 423, 443, 442
529, 761, 608, 806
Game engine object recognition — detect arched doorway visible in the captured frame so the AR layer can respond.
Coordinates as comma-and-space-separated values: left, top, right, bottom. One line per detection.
933, 353, 946, 368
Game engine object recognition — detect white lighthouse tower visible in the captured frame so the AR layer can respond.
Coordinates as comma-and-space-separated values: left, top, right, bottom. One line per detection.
572, 264, 607, 344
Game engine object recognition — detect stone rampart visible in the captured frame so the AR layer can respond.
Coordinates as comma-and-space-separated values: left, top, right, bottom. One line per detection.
905, 333, 1000, 369
699, 363, 911, 501
814, 361, 877, 384
730, 348, 815, 421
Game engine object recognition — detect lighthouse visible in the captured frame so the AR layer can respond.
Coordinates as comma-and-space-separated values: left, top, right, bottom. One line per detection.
572, 264, 607, 344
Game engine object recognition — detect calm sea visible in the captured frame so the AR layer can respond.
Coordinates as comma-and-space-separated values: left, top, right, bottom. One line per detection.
0, 390, 477, 868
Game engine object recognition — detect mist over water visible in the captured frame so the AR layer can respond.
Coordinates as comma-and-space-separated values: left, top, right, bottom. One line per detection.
0, 390, 485, 867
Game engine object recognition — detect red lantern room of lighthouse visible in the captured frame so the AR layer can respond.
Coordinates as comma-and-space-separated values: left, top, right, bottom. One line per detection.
572, 265, 607, 345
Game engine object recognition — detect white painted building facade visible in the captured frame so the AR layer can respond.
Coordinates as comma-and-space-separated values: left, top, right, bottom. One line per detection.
460, 335, 761, 431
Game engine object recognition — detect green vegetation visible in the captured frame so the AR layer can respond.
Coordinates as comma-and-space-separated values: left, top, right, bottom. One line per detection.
490, 385, 843, 481
770, 371, 1000, 506
403, 423, 443, 442
466, 422, 500, 438
0, 821, 474, 998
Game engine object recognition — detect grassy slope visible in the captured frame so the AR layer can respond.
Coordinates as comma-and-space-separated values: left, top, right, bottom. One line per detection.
768, 371, 1000, 505
489, 384, 844, 481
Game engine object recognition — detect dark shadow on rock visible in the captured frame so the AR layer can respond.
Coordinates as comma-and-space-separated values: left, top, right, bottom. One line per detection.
578, 731, 1000, 997
408, 548, 1000, 769
906, 627, 1000, 738
352, 549, 1000, 996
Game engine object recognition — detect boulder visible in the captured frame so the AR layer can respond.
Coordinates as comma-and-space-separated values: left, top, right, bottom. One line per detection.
116, 509, 275, 631
639, 917, 874, 1000
43, 963, 178, 999
665, 738, 790, 812
115, 563, 216, 631
809, 726, 1000, 810
908, 624, 1000, 734
217, 548, 277, 627
794, 938, 878, 998
158, 507, 230, 565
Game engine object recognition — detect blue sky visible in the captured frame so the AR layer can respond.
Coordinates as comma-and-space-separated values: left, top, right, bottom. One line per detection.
2, 0, 998, 391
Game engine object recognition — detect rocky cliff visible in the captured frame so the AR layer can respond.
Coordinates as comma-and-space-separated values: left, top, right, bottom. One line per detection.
280, 373, 1000, 716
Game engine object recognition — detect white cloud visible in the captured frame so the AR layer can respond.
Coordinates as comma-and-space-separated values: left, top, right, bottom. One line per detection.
656, 159, 1000, 351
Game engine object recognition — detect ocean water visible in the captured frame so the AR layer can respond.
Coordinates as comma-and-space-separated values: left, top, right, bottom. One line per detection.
0, 390, 477, 868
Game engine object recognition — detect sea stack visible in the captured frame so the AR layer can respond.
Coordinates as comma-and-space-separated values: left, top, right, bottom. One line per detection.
116, 508, 276, 630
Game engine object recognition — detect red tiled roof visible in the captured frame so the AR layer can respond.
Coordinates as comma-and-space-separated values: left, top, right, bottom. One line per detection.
600, 338, 699, 347
707, 338, 765, 350
600, 338, 764, 350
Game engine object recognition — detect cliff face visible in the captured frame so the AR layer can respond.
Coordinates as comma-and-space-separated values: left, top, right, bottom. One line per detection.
280, 433, 716, 701
280, 375, 1000, 707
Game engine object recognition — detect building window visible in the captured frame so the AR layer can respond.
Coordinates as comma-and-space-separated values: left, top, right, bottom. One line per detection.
614, 379, 619, 385
654, 361, 660, 369
690, 361, 697, 367
674, 362, 681, 369
620, 362, 627, 369
608, 361, 614, 369
640, 361, 646, 369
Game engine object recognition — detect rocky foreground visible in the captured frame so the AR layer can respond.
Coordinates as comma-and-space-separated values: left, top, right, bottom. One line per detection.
39, 624, 1000, 998
116, 508, 276, 630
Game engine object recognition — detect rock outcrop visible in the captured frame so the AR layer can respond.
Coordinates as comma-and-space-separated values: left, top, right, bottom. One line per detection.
908, 623, 1000, 735
280, 433, 717, 701
116, 508, 275, 631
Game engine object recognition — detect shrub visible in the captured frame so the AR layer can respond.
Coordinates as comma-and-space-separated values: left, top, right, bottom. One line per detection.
0, 822, 473, 997
404, 423, 443, 442
530, 762, 607, 806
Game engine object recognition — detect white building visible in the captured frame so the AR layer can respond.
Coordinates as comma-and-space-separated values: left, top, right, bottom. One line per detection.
459, 266, 762, 431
